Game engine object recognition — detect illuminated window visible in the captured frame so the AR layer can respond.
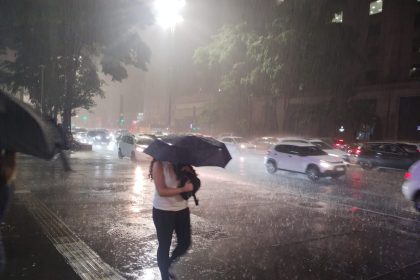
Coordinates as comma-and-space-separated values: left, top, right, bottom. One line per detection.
369, 0, 383, 15
332, 11, 343, 23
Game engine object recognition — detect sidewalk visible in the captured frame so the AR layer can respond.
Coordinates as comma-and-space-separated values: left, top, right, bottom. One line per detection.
1, 197, 79, 280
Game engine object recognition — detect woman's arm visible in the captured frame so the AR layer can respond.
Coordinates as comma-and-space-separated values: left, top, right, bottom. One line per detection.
152, 161, 193, 197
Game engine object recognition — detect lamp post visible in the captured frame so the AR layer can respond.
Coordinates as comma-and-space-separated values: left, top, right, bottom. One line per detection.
39, 64, 46, 116
154, 0, 185, 130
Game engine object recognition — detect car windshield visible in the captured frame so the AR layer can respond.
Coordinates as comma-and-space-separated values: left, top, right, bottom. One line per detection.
311, 141, 333, 150
298, 146, 327, 156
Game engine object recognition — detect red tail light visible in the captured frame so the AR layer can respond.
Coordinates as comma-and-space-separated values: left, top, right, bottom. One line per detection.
356, 149, 361, 154
404, 172, 411, 180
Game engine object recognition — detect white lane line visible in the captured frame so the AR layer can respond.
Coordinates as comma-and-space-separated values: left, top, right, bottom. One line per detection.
16, 192, 124, 280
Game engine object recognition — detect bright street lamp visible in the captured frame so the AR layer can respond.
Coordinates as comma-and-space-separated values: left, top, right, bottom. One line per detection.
154, 0, 185, 31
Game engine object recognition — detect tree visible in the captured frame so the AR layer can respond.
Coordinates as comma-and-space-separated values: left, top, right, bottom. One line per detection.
0, 0, 152, 129
194, 0, 361, 135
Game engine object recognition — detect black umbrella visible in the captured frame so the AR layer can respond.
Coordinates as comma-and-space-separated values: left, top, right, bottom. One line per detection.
143, 135, 232, 168
0, 90, 65, 160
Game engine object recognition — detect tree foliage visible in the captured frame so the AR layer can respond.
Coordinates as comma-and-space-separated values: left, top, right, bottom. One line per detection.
0, 0, 152, 127
194, 0, 361, 134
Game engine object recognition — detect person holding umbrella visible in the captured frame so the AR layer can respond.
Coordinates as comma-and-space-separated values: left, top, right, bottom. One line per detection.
149, 159, 194, 280
144, 135, 232, 280
0, 90, 69, 273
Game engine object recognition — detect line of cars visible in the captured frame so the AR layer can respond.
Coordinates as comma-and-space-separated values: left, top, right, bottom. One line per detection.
348, 141, 420, 212
218, 135, 348, 181
218, 134, 420, 212
260, 137, 420, 212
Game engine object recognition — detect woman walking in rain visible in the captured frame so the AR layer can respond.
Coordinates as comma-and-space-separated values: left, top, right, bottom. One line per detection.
149, 159, 194, 280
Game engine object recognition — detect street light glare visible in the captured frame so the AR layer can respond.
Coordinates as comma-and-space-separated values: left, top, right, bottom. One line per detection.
155, 0, 185, 30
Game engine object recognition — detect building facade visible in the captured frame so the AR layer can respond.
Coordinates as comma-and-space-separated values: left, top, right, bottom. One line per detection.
282, 0, 420, 140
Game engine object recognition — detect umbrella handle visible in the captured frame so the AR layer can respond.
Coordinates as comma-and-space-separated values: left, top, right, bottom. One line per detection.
192, 194, 199, 206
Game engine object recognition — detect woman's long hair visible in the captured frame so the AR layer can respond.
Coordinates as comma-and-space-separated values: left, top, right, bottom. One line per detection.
148, 158, 157, 180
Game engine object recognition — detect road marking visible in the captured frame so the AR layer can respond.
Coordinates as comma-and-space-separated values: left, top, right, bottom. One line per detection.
16, 192, 124, 280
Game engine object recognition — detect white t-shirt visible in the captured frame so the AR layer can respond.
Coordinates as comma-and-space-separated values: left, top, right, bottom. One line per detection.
152, 161, 188, 211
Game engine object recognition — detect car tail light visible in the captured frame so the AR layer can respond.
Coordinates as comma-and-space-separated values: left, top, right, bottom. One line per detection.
356, 149, 361, 154
404, 172, 411, 180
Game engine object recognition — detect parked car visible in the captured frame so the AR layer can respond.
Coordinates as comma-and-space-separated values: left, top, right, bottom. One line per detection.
86, 129, 111, 145
219, 136, 257, 154
402, 160, 420, 212
278, 137, 348, 161
358, 142, 420, 170
264, 143, 346, 181
118, 134, 154, 161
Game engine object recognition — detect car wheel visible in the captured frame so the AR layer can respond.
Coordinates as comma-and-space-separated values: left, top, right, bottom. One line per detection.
306, 165, 320, 181
360, 160, 373, 170
414, 193, 420, 212
130, 151, 137, 162
118, 149, 123, 159
266, 160, 277, 174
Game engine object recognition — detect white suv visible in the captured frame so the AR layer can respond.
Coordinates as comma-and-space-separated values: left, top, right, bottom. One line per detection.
264, 143, 346, 181
278, 137, 348, 161
402, 160, 420, 212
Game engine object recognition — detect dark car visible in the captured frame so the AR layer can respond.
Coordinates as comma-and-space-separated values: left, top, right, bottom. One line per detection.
357, 142, 420, 170
86, 129, 111, 145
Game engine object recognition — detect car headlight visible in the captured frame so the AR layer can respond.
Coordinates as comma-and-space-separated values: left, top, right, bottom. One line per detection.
240, 144, 246, 149
95, 135, 101, 140
320, 160, 331, 169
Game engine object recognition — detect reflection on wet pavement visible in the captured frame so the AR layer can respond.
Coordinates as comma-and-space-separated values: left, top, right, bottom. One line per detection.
13, 150, 420, 279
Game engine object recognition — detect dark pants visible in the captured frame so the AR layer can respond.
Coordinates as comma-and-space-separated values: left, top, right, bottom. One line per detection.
153, 207, 191, 280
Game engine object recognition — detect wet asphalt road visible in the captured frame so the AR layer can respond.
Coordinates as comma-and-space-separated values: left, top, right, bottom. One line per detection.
12, 144, 420, 279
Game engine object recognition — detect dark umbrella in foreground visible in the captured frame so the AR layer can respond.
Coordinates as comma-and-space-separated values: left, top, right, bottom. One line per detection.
0, 90, 70, 169
143, 135, 232, 168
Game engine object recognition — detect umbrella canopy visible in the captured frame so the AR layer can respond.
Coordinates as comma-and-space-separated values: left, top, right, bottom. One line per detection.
143, 135, 232, 168
0, 90, 65, 160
